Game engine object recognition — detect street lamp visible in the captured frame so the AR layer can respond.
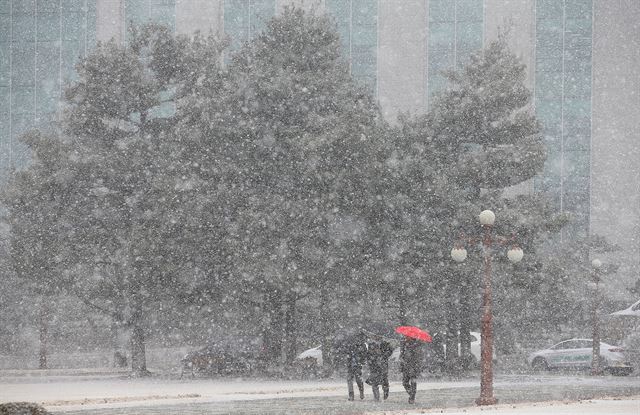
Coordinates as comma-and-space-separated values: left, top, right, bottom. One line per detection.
451, 210, 523, 406
590, 258, 603, 375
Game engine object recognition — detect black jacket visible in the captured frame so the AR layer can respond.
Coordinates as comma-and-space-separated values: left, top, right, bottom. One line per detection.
366, 340, 394, 384
400, 338, 423, 377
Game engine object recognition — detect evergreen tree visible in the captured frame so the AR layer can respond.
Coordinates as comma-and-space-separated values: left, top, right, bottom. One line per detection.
1, 131, 76, 369
59, 24, 225, 376
208, 7, 382, 365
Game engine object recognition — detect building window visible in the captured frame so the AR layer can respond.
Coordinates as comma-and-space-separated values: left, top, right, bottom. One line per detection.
427, 0, 483, 107
224, 0, 276, 54
534, 0, 593, 242
325, 0, 378, 94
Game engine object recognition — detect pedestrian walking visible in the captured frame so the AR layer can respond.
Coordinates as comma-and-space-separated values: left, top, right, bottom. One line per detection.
365, 336, 394, 401
339, 331, 368, 401
400, 336, 424, 403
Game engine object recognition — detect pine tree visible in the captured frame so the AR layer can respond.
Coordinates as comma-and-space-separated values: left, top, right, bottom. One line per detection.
208, 7, 382, 365
59, 24, 225, 376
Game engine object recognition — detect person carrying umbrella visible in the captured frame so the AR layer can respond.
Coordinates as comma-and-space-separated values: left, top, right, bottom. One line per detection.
396, 326, 431, 404
337, 331, 368, 401
365, 335, 394, 401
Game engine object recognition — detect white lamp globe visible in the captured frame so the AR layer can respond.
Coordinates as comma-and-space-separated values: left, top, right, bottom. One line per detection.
592, 259, 602, 269
507, 247, 524, 263
451, 247, 468, 263
479, 210, 496, 226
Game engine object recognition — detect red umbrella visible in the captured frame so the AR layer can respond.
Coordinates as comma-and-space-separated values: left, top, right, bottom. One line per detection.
395, 326, 432, 343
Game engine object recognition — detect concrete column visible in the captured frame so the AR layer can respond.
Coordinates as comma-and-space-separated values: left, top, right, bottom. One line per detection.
176, 0, 224, 36
591, 0, 640, 296
96, 0, 125, 43
377, 0, 428, 122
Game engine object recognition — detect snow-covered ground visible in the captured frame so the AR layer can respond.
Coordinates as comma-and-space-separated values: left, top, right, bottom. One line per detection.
399, 398, 639, 415
1, 373, 638, 413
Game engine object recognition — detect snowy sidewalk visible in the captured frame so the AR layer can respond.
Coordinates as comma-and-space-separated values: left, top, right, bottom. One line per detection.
1, 373, 639, 414
398, 398, 639, 415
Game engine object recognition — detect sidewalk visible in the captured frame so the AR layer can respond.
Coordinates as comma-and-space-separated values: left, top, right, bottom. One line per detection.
0, 374, 632, 414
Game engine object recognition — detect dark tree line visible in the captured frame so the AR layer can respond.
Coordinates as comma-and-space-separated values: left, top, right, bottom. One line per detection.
0, 9, 596, 375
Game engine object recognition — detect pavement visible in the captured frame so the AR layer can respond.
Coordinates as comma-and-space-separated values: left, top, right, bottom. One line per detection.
1, 372, 639, 414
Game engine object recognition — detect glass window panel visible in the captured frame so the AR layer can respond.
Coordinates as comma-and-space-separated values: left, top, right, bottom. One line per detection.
563, 98, 590, 119
563, 150, 589, 178
564, 131, 589, 151
429, 49, 454, 74
537, 18, 563, 35
12, 134, 32, 169
563, 189, 590, 213
61, 0, 84, 13
12, 87, 35, 114
36, 41, 59, 81
0, 0, 10, 14
536, 27, 562, 54
0, 43, 8, 86
86, 1, 96, 48
536, 56, 562, 72
564, 72, 590, 98
12, 0, 36, 14
563, 220, 587, 241
565, 0, 592, 20
0, 87, 9, 113
61, 40, 82, 82
36, 84, 59, 116
457, 21, 482, 51
537, 81, 562, 102
150, 4, 176, 31
249, 0, 275, 38
564, 57, 590, 74
37, 0, 59, 13
429, 0, 454, 23
543, 150, 562, 178
12, 44, 35, 86
429, 22, 455, 51
38, 11, 61, 41
224, 0, 249, 50
0, 13, 11, 40
13, 13, 36, 43
565, 18, 591, 37
538, 169, 561, 193
62, 12, 84, 41
456, 0, 483, 22
12, 111, 35, 138
536, 0, 563, 20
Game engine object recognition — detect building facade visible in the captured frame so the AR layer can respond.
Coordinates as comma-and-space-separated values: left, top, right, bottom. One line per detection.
1, 0, 638, 293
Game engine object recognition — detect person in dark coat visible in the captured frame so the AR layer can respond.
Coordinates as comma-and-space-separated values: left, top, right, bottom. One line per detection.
400, 336, 423, 403
365, 337, 394, 401
341, 332, 368, 401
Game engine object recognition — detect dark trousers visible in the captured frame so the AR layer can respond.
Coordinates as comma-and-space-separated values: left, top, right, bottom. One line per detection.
370, 374, 389, 401
347, 366, 364, 400
402, 373, 417, 403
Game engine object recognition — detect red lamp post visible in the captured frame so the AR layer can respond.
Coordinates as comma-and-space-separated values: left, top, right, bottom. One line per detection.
450, 210, 523, 406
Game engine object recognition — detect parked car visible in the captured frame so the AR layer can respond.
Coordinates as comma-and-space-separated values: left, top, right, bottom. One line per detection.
527, 338, 633, 376
181, 338, 262, 378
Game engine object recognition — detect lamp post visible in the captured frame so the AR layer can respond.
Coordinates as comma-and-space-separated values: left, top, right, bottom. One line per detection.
590, 258, 603, 375
450, 210, 523, 406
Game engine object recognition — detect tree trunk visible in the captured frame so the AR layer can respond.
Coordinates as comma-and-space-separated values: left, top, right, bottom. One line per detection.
38, 299, 49, 370
283, 291, 297, 365
319, 285, 333, 374
459, 276, 474, 371
129, 301, 150, 377
262, 290, 284, 364
398, 293, 409, 326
